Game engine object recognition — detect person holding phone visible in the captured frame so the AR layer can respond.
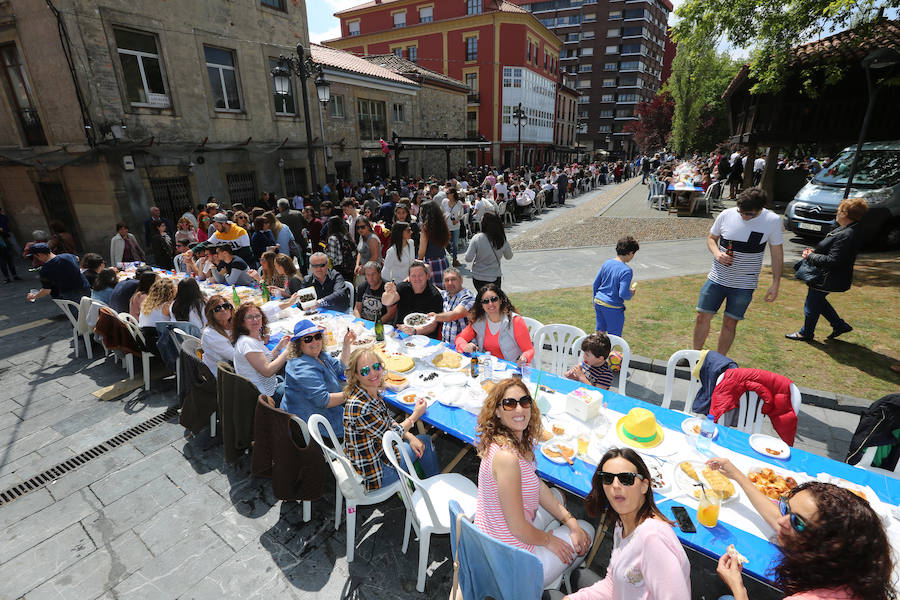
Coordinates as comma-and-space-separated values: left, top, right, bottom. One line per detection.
559, 447, 690, 600
474, 378, 593, 588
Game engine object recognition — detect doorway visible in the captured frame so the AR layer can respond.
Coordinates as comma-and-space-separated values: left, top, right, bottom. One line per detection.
362, 157, 387, 183
36, 182, 80, 252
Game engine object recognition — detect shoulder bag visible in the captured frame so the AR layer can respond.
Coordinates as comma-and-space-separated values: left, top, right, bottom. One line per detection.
793, 259, 825, 287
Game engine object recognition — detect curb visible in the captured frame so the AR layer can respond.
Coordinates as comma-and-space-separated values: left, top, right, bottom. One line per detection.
596, 179, 643, 217
628, 354, 870, 417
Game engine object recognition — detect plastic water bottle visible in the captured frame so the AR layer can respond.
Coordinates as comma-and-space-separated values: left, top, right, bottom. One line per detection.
697, 414, 716, 454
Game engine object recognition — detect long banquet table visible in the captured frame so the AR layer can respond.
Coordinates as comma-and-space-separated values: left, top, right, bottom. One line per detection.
267, 310, 900, 587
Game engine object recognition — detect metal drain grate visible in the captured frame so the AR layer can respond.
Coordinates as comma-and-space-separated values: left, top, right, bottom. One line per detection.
0, 406, 179, 506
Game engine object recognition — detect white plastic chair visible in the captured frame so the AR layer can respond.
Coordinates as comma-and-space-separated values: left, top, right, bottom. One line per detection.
533, 324, 587, 376
648, 180, 668, 210
661, 349, 703, 413
520, 316, 544, 345
53, 298, 92, 359
382, 430, 478, 592
117, 312, 152, 391
343, 280, 355, 313
307, 414, 402, 562
713, 373, 803, 435
606, 334, 631, 396
855, 447, 900, 479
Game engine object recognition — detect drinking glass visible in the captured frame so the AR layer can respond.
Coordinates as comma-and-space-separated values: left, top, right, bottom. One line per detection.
697, 489, 721, 528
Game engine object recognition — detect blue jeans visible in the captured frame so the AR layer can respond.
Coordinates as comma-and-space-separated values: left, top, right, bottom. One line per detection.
594, 302, 625, 336
799, 287, 847, 337
380, 434, 439, 486
447, 229, 459, 260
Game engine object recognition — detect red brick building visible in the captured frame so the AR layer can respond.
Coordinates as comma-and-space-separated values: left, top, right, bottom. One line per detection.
325, 0, 563, 167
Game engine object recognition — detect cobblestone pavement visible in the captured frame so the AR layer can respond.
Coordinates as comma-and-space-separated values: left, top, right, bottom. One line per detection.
0, 262, 866, 600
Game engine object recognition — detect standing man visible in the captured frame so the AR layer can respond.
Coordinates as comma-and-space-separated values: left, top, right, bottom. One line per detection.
143, 206, 170, 247
428, 268, 475, 345
693, 188, 783, 356
641, 155, 651, 184
25, 243, 90, 303
277, 197, 306, 256
110, 223, 145, 266
753, 154, 766, 186
556, 169, 568, 206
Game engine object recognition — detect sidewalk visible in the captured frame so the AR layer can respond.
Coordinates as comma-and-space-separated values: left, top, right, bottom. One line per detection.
0, 263, 866, 599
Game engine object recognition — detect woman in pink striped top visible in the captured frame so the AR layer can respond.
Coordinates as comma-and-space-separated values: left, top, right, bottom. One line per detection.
474, 378, 594, 587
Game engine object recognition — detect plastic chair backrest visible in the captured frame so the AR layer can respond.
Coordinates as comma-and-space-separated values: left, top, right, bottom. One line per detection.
533, 324, 587, 376
181, 338, 201, 359
713, 376, 804, 435
343, 280, 355, 312
520, 316, 544, 344
117, 312, 146, 346
172, 327, 201, 350
52, 299, 80, 328
661, 349, 703, 412
88, 300, 108, 331
382, 430, 442, 528
307, 414, 366, 499
606, 334, 631, 396
77, 296, 92, 333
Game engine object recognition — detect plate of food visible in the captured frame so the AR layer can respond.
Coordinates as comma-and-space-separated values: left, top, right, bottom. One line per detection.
403, 312, 435, 329
681, 416, 718, 440
403, 334, 432, 348
675, 461, 740, 504
384, 371, 409, 392
749, 434, 790, 459
431, 350, 465, 371
378, 351, 415, 373
747, 466, 803, 501
648, 462, 671, 494
540, 441, 575, 465
296, 286, 318, 310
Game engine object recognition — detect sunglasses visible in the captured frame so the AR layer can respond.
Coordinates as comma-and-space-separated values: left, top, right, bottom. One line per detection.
311, 262, 328, 268
501, 396, 533, 411
212, 303, 233, 313
779, 497, 808, 533
481, 296, 500, 305
359, 362, 383, 377
599, 471, 645, 486
301, 332, 323, 344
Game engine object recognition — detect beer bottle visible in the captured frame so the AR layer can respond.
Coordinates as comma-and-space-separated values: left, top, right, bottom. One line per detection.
374, 311, 385, 342
232, 286, 240, 307
260, 280, 271, 302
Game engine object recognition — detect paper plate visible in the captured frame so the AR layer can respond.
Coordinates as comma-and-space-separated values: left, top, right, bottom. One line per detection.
749, 434, 790, 460
681, 416, 718, 440
540, 442, 575, 465
403, 312, 435, 329
673, 460, 741, 505
402, 334, 431, 348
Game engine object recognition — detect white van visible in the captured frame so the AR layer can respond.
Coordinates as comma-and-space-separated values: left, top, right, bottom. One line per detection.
784, 141, 900, 250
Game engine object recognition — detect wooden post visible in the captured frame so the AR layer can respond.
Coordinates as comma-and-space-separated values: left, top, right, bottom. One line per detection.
760, 144, 780, 207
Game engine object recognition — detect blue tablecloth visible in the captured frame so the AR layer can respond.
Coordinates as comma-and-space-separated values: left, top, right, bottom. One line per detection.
273, 311, 900, 585
667, 184, 705, 193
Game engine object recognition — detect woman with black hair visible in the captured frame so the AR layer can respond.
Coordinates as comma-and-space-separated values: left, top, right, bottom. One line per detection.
464, 211, 513, 292
381, 222, 415, 284
171, 277, 206, 329
455, 283, 533, 365
150, 221, 174, 270
79, 253, 105, 289
708, 458, 893, 600
324, 215, 356, 282
129, 271, 157, 319
417, 200, 450, 289
91, 267, 118, 305
561, 448, 690, 600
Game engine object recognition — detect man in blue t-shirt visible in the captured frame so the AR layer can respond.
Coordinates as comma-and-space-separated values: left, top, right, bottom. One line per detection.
25, 243, 89, 303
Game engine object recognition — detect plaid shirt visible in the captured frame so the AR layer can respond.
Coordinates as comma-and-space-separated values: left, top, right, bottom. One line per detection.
342, 387, 404, 491
440, 288, 475, 345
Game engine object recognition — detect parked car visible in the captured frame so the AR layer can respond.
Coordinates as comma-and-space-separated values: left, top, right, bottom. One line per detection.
784, 141, 900, 249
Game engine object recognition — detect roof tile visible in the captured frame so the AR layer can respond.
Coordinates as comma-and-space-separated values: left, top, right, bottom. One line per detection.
310, 44, 416, 85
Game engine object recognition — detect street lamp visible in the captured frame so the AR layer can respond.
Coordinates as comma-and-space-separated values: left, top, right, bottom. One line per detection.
512, 102, 526, 168
844, 47, 900, 199
272, 43, 328, 198
314, 71, 331, 188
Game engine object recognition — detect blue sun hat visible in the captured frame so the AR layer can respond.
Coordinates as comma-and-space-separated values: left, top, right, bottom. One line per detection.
291, 319, 325, 342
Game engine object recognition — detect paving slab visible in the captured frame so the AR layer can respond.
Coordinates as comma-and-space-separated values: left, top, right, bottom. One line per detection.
133, 484, 229, 556
89, 445, 192, 506
82, 475, 185, 543
45, 443, 145, 500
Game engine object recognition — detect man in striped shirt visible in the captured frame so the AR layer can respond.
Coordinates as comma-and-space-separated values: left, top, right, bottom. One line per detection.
694, 188, 783, 356
430, 268, 475, 345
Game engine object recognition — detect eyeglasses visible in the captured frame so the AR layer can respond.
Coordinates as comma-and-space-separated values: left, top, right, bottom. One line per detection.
481, 296, 500, 305
301, 332, 323, 344
359, 362, 383, 376
500, 396, 533, 411
779, 497, 808, 533
244, 313, 263, 321
212, 303, 233, 313
599, 471, 645, 486
311, 262, 328, 268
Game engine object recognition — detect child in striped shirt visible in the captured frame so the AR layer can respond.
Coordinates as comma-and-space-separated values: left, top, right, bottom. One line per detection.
565, 331, 613, 390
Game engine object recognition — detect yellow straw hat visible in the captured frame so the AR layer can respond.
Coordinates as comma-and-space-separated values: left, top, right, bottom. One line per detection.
616, 407, 664, 449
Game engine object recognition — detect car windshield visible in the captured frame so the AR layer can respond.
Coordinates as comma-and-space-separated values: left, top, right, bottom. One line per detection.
814, 150, 900, 187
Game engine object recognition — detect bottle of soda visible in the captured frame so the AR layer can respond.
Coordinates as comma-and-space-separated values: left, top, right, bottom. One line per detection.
260, 280, 270, 302
232, 286, 240, 307
374, 311, 385, 342
470, 355, 479, 379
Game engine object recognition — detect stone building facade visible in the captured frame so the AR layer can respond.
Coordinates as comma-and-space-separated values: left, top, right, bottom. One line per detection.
0, 0, 319, 256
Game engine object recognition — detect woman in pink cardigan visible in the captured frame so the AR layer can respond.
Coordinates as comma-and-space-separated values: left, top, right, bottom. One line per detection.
455, 283, 534, 365
564, 447, 690, 600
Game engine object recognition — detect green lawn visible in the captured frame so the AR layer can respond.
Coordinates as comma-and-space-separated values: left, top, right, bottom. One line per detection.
510, 253, 900, 401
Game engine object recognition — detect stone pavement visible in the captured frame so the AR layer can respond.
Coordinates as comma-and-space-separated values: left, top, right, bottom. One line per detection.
0, 262, 866, 600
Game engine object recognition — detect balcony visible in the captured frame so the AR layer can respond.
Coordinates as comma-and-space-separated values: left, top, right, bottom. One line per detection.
466, 128, 480, 139
17, 108, 47, 146
467, 93, 480, 104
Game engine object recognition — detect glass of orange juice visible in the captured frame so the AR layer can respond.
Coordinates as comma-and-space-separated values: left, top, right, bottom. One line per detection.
577, 434, 590, 456
697, 489, 721, 528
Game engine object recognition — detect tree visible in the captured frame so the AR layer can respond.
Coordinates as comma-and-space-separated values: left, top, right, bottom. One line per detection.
665, 37, 738, 155
623, 92, 674, 153
672, 0, 897, 94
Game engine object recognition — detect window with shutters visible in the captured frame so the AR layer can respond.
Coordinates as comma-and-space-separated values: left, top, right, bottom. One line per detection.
226, 172, 258, 205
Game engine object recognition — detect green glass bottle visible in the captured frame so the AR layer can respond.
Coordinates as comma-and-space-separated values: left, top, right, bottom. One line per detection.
374, 311, 385, 342
260, 280, 270, 302
232, 286, 240, 307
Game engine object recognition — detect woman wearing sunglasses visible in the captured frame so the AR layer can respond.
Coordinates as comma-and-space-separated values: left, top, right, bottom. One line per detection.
353, 216, 382, 278
707, 458, 892, 600
201, 295, 235, 378
474, 378, 593, 587
560, 447, 690, 599
342, 346, 438, 491
281, 320, 356, 438
456, 284, 534, 366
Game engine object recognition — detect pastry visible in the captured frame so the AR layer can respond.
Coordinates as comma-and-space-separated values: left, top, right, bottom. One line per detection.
551, 424, 566, 436
679, 461, 699, 481
432, 351, 462, 369
727, 544, 748, 564
702, 467, 735, 499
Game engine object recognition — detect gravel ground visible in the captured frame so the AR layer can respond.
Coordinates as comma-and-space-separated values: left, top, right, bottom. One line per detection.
511, 179, 713, 250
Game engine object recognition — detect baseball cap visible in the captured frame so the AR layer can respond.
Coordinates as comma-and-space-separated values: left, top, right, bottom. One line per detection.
212, 213, 228, 223
290, 319, 325, 342
25, 242, 51, 256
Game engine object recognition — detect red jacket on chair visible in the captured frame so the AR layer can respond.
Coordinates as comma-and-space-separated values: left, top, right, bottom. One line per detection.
710, 368, 797, 446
